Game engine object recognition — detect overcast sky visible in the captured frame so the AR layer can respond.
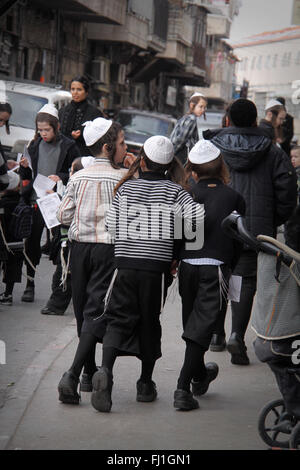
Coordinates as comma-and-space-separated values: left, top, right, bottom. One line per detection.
230, 0, 295, 43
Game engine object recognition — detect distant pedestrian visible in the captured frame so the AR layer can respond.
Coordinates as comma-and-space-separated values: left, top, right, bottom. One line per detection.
174, 140, 245, 411
59, 75, 103, 156
204, 98, 297, 365
276, 97, 294, 155
259, 99, 286, 145
170, 93, 207, 164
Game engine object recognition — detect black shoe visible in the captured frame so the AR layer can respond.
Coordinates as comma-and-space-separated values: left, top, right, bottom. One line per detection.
91, 367, 113, 413
41, 306, 64, 316
191, 362, 219, 396
80, 373, 93, 392
136, 380, 157, 402
0, 293, 13, 306
21, 286, 34, 302
174, 389, 199, 411
58, 371, 80, 404
227, 333, 250, 365
210, 334, 226, 352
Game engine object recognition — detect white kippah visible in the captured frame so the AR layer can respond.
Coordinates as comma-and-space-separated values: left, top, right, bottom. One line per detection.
38, 103, 59, 119
83, 118, 113, 146
265, 99, 282, 110
143, 135, 174, 165
188, 139, 220, 164
81, 156, 95, 168
190, 92, 205, 100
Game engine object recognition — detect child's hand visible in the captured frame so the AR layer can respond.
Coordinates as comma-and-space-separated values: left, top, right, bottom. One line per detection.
7, 160, 19, 170
170, 260, 178, 277
19, 156, 29, 168
123, 152, 136, 168
71, 130, 81, 139
48, 175, 61, 183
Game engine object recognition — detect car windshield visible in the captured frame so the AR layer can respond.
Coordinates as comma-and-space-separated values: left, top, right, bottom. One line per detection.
6, 91, 47, 129
118, 112, 171, 137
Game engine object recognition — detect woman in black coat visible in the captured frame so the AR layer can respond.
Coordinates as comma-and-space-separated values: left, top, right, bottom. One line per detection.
59, 76, 103, 156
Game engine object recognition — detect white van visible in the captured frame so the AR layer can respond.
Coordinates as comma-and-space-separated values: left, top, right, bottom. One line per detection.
0, 79, 72, 157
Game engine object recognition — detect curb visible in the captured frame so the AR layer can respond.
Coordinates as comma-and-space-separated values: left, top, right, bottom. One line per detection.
0, 320, 77, 450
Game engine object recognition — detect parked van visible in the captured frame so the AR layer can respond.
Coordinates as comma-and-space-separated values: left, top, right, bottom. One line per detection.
0, 79, 71, 157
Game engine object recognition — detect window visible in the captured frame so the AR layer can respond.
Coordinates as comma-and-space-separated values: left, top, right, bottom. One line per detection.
257, 56, 262, 69
265, 55, 271, 69
251, 56, 256, 69
273, 54, 278, 68
296, 51, 300, 65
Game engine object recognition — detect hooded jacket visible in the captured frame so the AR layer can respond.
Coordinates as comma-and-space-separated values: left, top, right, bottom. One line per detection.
203, 126, 297, 239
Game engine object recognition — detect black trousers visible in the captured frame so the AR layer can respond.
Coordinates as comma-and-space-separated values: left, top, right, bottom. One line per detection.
179, 262, 230, 350
230, 251, 257, 339
70, 241, 115, 337
103, 269, 164, 362
45, 261, 72, 313
254, 336, 300, 419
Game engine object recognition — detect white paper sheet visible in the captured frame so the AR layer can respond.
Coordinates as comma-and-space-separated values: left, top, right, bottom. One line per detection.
228, 275, 242, 302
33, 173, 56, 198
36, 192, 61, 229
17, 145, 32, 170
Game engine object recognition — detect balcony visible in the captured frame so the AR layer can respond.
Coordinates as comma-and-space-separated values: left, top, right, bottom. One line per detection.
206, 13, 231, 38
88, 12, 148, 49
33, 0, 126, 24
157, 41, 187, 65
185, 45, 206, 77
167, 10, 193, 47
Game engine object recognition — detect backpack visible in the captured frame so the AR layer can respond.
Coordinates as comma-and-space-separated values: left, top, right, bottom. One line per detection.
9, 199, 33, 241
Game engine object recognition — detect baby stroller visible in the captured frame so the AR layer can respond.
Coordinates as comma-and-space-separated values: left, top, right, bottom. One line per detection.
222, 212, 300, 450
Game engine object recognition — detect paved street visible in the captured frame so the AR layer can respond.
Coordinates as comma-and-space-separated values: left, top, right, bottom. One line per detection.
0, 253, 282, 451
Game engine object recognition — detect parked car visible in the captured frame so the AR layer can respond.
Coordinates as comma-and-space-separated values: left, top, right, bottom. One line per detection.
197, 111, 224, 138
115, 108, 177, 155
0, 79, 72, 158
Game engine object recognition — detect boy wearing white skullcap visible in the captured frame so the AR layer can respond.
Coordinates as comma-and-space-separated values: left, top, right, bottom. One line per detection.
57, 118, 129, 405
173, 139, 246, 410
18, 101, 81, 303
88, 135, 205, 413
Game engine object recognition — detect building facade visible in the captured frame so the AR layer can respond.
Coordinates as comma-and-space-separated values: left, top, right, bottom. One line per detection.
1, 0, 240, 116
233, 26, 300, 141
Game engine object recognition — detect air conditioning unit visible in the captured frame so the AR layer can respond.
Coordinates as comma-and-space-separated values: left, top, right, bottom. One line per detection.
91, 58, 110, 84
118, 64, 127, 85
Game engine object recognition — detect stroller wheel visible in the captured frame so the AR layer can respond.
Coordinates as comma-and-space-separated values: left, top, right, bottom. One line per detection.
289, 421, 300, 449
258, 399, 293, 449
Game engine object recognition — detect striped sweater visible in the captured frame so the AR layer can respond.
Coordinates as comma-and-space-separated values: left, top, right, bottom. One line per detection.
105, 172, 205, 272
57, 157, 127, 243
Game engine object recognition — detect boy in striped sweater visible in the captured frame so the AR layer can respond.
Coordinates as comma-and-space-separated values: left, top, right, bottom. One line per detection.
91, 135, 205, 413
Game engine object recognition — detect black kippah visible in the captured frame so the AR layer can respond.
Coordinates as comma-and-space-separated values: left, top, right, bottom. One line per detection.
229, 99, 257, 128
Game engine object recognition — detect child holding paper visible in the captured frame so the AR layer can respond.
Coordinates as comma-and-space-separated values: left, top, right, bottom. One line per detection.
19, 104, 80, 302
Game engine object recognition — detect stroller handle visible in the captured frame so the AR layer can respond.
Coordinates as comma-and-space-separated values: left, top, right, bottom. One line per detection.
221, 212, 293, 267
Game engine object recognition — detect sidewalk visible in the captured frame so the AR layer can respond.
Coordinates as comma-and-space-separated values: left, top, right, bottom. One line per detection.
0, 279, 279, 451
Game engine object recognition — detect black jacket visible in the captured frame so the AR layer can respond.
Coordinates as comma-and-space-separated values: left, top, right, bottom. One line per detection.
179, 178, 246, 269
0, 140, 8, 191
19, 134, 80, 199
59, 100, 103, 156
203, 126, 297, 239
